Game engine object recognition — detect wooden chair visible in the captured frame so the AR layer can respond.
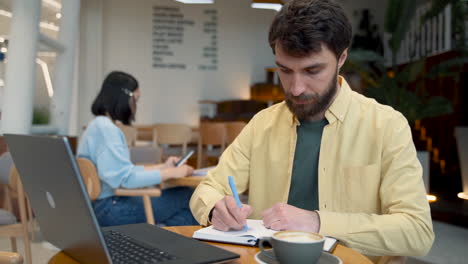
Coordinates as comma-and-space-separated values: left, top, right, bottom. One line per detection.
197, 122, 227, 168
0, 136, 8, 156
0, 165, 32, 264
76, 158, 161, 225
0, 251, 22, 264
152, 123, 192, 160
225, 121, 247, 145
134, 125, 155, 142
116, 122, 138, 147
116, 123, 161, 164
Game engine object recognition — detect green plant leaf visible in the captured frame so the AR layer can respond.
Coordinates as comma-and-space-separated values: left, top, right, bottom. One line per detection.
347, 50, 385, 63
32, 107, 50, 125
416, 96, 454, 119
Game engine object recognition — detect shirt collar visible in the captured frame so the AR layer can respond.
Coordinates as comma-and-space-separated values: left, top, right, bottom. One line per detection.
325, 76, 352, 124
289, 75, 352, 126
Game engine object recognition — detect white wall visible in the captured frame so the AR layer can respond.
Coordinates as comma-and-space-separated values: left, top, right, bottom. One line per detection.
76, 0, 276, 131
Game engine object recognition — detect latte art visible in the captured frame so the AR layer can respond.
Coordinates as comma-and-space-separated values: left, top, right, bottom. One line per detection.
275, 232, 323, 243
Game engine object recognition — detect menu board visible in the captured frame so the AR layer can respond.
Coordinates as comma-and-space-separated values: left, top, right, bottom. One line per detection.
152, 6, 218, 71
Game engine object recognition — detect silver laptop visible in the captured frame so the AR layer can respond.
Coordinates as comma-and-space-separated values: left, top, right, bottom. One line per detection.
5, 134, 239, 264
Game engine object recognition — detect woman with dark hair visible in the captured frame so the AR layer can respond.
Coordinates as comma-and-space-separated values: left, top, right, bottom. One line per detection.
77, 71, 198, 227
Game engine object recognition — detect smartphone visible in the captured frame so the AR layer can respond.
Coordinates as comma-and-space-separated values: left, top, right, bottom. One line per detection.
175, 150, 195, 167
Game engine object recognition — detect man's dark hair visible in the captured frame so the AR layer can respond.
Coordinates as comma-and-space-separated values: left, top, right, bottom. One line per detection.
269, 0, 352, 58
91, 71, 139, 125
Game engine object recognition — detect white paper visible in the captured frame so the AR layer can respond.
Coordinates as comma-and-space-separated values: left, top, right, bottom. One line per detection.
195, 219, 275, 238
192, 166, 216, 176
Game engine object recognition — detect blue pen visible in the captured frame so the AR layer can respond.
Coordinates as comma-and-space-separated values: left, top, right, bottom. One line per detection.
228, 175, 249, 230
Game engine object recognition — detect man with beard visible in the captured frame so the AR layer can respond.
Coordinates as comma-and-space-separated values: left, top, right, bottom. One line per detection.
190, 0, 434, 261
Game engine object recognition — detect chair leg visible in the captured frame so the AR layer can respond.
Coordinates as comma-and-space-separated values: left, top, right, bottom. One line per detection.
23, 232, 32, 264
27, 198, 35, 241
197, 141, 202, 169
10, 237, 17, 252
142, 195, 155, 225
29, 221, 35, 242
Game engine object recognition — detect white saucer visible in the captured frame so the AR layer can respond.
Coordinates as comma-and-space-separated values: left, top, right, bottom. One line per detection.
254, 249, 342, 264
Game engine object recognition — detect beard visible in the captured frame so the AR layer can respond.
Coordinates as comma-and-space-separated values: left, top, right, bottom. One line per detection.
284, 71, 338, 121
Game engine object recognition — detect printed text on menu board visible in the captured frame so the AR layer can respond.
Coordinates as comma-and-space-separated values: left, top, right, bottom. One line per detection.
152, 6, 218, 71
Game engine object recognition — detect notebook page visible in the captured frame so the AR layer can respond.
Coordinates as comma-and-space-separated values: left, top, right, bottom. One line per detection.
192, 166, 216, 176
194, 219, 275, 238
245, 220, 276, 238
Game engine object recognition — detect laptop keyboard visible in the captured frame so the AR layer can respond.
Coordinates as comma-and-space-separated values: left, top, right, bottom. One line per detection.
104, 230, 177, 264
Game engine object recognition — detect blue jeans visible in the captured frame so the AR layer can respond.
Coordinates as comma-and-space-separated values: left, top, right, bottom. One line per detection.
92, 187, 198, 227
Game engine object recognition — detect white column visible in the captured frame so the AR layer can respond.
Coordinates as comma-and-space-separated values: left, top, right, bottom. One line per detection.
50, 0, 81, 135
77, 0, 104, 135
1, 0, 41, 134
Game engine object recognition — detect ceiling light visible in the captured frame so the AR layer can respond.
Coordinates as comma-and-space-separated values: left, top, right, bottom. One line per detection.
0, 47, 7, 53
1, 9, 59, 32
0, 37, 4, 43
458, 192, 468, 200
36, 58, 54, 97
0, 9, 12, 18
426, 194, 437, 203
38, 52, 57, 57
56, 13, 62, 19
43, 0, 62, 10
39, 22, 59, 32
251, 3, 282, 11
175, 0, 214, 4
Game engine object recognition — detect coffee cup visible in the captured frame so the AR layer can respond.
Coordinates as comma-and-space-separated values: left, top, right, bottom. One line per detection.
259, 231, 324, 264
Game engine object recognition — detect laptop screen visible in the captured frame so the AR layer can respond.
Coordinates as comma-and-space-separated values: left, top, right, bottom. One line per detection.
5, 134, 111, 264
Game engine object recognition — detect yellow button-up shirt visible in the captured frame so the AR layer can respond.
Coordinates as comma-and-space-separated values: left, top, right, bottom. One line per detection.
190, 77, 434, 260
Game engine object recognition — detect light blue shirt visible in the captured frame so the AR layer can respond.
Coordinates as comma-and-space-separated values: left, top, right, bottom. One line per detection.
77, 116, 161, 199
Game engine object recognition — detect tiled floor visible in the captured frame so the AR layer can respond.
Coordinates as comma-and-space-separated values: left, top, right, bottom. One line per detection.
0, 237, 58, 263
0, 220, 467, 264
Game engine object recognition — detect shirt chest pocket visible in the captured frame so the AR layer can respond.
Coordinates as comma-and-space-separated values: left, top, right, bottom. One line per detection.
340, 163, 381, 213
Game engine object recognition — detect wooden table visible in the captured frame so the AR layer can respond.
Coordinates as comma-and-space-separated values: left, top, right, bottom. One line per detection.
49, 226, 372, 264
165, 175, 205, 188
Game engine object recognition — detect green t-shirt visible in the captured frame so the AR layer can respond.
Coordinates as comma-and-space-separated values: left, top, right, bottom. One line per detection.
287, 119, 328, 211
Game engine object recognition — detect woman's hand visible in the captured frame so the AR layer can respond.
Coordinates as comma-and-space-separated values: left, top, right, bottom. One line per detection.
164, 156, 180, 169
160, 164, 194, 181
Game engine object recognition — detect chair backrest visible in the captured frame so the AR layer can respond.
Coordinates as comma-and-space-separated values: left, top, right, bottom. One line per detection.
0, 168, 29, 263
197, 122, 227, 168
134, 125, 154, 142
116, 123, 137, 147
8, 167, 30, 227
198, 122, 226, 147
76, 158, 101, 201
0, 136, 8, 157
225, 121, 247, 145
153, 123, 192, 156
0, 152, 13, 185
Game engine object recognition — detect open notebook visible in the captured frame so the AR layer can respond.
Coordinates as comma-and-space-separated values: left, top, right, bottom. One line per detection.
193, 219, 338, 252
